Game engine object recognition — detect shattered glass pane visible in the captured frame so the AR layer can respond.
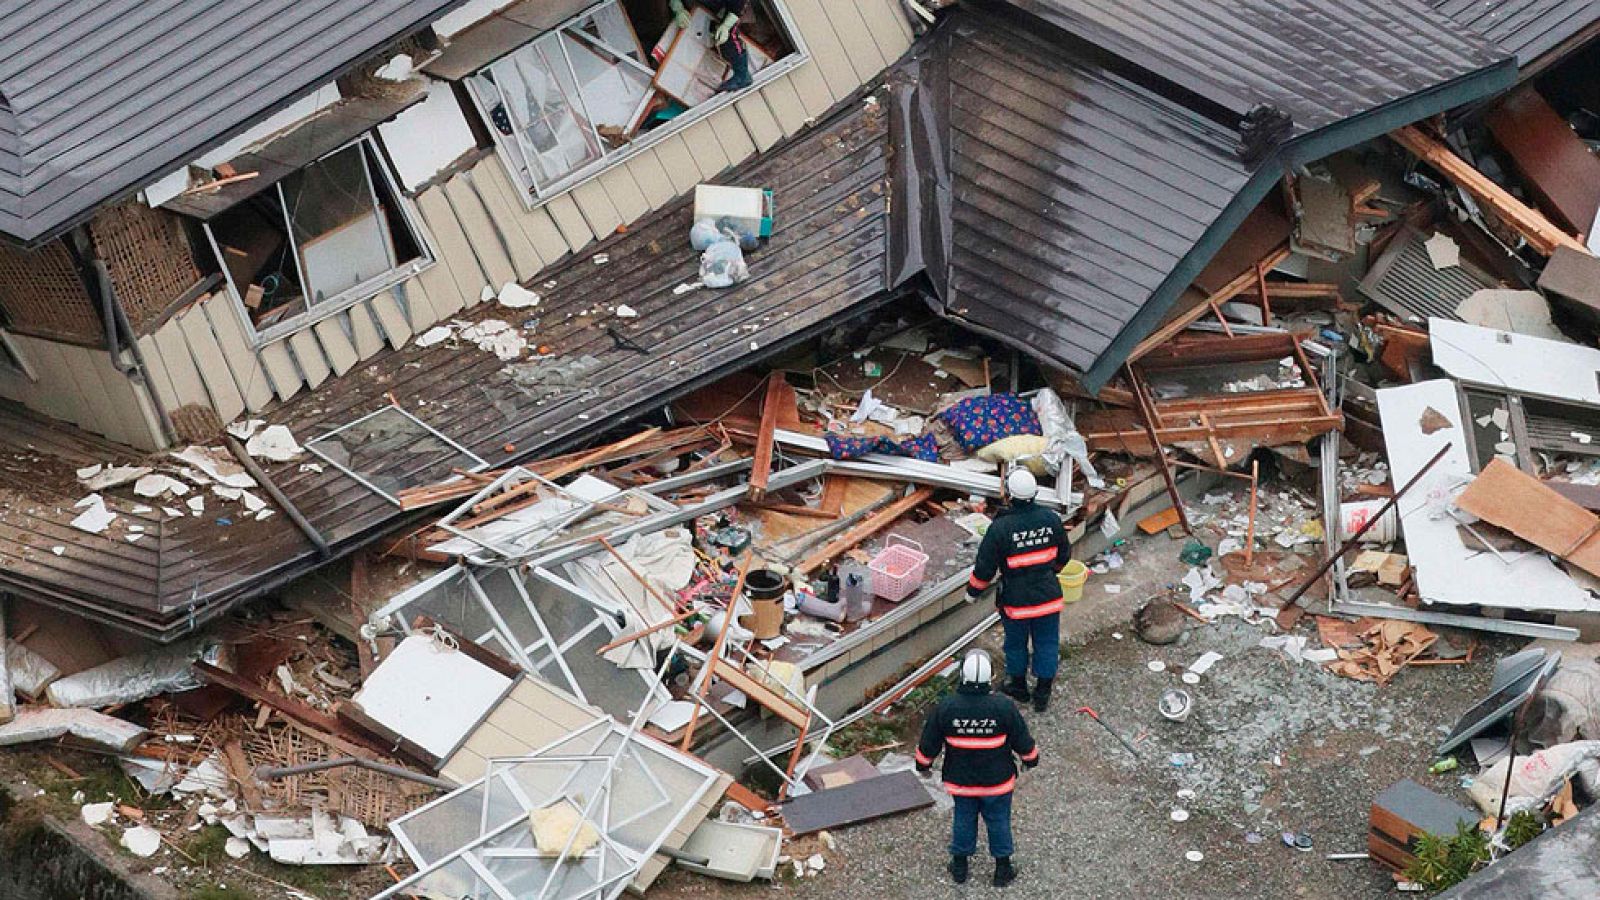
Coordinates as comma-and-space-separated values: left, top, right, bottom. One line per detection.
305, 405, 485, 504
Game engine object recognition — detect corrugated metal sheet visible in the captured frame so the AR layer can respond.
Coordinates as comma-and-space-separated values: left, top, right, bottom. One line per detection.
0, 0, 472, 245
1358, 228, 1500, 322
934, 14, 1252, 373
1430, 0, 1599, 70
1009, 0, 1510, 133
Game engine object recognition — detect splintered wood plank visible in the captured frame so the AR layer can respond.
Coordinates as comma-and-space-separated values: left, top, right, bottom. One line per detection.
416, 188, 486, 308
200, 297, 273, 412
346, 301, 385, 360
651, 135, 704, 193
175, 304, 245, 422
368, 291, 413, 349
597, 166, 650, 225
443, 176, 517, 291
465, 168, 543, 281
257, 339, 304, 401
760, 75, 809, 136
149, 319, 210, 408
543, 193, 595, 254
570, 179, 623, 239
623, 150, 677, 210
287, 329, 332, 390
708, 106, 757, 167
313, 318, 360, 376
734, 93, 784, 152
1456, 458, 1600, 578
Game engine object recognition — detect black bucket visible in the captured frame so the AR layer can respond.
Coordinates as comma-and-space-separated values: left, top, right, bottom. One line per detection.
745, 568, 789, 600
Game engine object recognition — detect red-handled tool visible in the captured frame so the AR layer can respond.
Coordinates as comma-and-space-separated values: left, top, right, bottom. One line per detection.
1076, 706, 1140, 759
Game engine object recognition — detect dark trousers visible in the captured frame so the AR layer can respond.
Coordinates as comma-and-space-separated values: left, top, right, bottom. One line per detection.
718, 28, 750, 83
950, 792, 1014, 858
1002, 613, 1061, 680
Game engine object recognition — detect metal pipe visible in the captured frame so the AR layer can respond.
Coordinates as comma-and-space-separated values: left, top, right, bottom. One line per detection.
225, 436, 331, 557
253, 757, 456, 791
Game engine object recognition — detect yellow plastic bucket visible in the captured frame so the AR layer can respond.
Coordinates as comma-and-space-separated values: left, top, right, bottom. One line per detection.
1058, 560, 1088, 603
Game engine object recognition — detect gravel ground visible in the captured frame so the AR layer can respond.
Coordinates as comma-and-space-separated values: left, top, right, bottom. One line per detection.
653, 528, 1509, 900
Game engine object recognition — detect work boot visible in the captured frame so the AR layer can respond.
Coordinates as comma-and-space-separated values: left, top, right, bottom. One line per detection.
1031, 678, 1054, 713
993, 857, 1017, 888
717, 71, 753, 92
948, 854, 970, 884
1002, 675, 1031, 703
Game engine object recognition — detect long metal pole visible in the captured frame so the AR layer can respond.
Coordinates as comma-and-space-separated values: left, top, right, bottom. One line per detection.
1283, 442, 1452, 607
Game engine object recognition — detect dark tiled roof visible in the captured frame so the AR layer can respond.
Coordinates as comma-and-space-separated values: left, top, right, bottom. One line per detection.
0, 90, 893, 639
935, 14, 1252, 374
1007, 0, 1509, 133
0, 0, 470, 245
1430, 0, 1599, 70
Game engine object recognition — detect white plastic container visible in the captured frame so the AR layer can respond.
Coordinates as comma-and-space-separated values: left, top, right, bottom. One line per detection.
1339, 500, 1398, 543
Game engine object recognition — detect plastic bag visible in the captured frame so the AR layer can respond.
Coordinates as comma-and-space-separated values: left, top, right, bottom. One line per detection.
1467, 740, 1600, 816
689, 218, 723, 252
1032, 387, 1103, 488
699, 238, 749, 288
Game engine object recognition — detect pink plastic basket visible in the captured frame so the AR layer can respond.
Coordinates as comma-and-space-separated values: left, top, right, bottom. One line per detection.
868, 535, 929, 602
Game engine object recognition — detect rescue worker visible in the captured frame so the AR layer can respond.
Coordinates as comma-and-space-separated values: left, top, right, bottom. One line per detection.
669, 0, 753, 93
967, 468, 1070, 712
916, 648, 1038, 887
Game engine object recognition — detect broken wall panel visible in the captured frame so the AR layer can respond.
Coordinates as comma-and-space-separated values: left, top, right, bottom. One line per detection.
1484, 87, 1600, 237
1376, 379, 1599, 613
1358, 226, 1500, 323
1430, 317, 1600, 406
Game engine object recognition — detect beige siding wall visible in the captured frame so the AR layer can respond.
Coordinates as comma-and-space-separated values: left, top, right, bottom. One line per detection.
0, 332, 166, 450
127, 0, 912, 435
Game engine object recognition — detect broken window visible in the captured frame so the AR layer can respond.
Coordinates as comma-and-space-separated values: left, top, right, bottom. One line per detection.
304, 405, 487, 506
204, 137, 427, 337
465, 0, 800, 199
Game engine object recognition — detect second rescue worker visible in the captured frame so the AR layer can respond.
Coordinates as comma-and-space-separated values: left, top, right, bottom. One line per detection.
966, 469, 1070, 712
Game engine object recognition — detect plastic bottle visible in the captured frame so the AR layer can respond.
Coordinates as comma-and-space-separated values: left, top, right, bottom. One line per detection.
839, 560, 874, 621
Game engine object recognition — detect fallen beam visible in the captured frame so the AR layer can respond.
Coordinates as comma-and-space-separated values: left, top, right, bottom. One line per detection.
1390, 126, 1588, 258
795, 487, 935, 576
1328, 601, 1578, 641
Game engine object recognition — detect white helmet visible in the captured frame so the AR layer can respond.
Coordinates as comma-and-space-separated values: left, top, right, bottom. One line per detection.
960, 649, 993, 687
1006, 468, 1038, 501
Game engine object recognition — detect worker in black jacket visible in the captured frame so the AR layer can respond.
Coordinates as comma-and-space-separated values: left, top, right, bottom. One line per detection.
967, 468, 1070, 712
916, 649, 1039, 887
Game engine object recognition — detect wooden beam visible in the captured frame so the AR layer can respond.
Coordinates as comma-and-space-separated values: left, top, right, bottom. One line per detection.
1254, 261, 1273, 326
544, 426, 663, 481
1127, 366, 1191, 535
1390, 125, 1588, 258
1129, 245, 1292, 361
748, 374, 787, 501
795, 487, 936, 576
681, 554, 752, 752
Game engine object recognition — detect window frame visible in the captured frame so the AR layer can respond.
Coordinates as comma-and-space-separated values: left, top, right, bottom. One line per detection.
203, 134, 435, 347
465, 0, 811, 206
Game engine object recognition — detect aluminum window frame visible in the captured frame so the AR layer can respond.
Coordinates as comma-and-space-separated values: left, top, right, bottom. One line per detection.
465, 0, 811, 206
204, 134, 436, 347
303, 403, 489, 506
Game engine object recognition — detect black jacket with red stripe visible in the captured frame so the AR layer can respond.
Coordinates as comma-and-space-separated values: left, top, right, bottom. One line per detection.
915, 684, 1038, 795
966, 499, 1070, 620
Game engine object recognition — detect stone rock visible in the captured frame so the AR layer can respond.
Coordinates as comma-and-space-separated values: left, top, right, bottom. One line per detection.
1135, 599, 1186, 645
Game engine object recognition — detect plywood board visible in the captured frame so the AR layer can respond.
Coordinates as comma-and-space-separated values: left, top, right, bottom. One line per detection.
443, 177, 517, 291
398, 279, 443, 331
368, 291, 414, 349
377, 77, 478, 191
287, 329, 331, 390
176, 305, 245, 422
475, 157, 571, 265
778, 771, 933, 835
1457, 458, 1600, 578
257, 339, 303, 400
200, 297, 274, 412
1430, 317, 1600, 406
313, 317, 360, 376
1376, 379, 1599, 613
351, 634, 513, 761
